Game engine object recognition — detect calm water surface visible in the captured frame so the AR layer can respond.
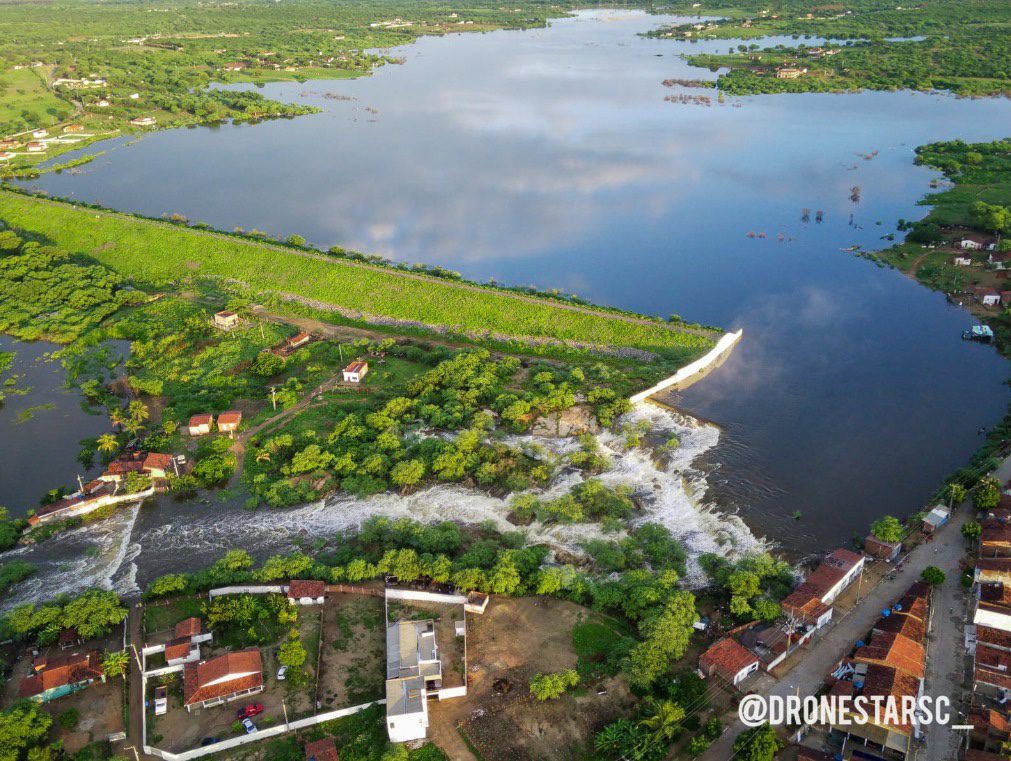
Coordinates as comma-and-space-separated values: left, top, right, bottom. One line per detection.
17, 10, 1011, 552
0, 337, 109, 512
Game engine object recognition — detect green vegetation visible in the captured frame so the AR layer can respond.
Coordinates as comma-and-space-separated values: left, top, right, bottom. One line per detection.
0, 227, 137, 342
731, 724, 783, 761
528, 668, 580, 700
699, 551, 794, 622
657, 0, 1011, 97
0, 560, 35, 595
571, 619, 635, 679
0, 191, 715, 363
921, 565, 946, 585
870, 515, 904, 543
3, 588, 127, 644
0, 702, 52, 761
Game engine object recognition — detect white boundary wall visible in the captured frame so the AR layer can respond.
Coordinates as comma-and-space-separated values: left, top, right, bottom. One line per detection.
207, 585, 285, 599
145, 701, 383, 760
385, 589, 467, 605
629, 329, 743, 404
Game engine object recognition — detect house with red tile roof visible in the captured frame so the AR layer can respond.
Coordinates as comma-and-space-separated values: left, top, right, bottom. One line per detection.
863, 534, 901, 561
18, 652, 105, 703
698, 637, 760, 688
217, 410, 243, 435
969, 707, 1011, 754
982, 525, 1011, 558
143, 452, 176, 478
342, 361, 369, 383
831, 664, 920, 757
183, 648, 263, 710
852, 632, 925, 680
976, 558, 1011, 585
187, 414, 214, 436
162, 617, 212, 667
287, 579, 325, 605
781, 548, 864, 629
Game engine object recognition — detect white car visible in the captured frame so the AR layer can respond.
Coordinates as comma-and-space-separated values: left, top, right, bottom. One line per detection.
241, 718, 257, 734
277, 666, 287, 681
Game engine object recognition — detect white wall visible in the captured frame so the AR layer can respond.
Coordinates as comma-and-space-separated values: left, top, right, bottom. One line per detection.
629, 330, 743, 404
207, 585, 285, 599
385, 589, 467, 605
145, 701, 384, 760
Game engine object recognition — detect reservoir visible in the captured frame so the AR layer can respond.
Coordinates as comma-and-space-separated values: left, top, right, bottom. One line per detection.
15, 9, 1011, 555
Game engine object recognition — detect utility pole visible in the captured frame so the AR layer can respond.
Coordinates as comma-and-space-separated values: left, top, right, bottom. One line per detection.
338, 343, 343, 364
77, 474, 85, 492
269, 386, 277, 411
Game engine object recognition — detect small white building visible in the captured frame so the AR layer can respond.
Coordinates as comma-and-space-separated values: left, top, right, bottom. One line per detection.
31, 129, 48, 138
342, 360, 369, 383
953, 253, 973, 266
962, 234, 998, 251
130, 116, 156, 127
286, 579, 325, 605
187, 414, 214, 436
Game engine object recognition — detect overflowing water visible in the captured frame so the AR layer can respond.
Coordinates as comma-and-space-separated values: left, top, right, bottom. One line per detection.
1, 404, 763, 608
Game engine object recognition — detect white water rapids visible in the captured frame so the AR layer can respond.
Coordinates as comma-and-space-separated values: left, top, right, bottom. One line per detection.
1, 404, 767, 609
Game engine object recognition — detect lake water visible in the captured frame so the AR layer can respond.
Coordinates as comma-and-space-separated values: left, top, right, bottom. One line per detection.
14, 9, 1011, 557
0, 336, 109, 513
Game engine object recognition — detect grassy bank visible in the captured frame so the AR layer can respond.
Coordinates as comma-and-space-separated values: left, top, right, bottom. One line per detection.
0, 189, 715, 362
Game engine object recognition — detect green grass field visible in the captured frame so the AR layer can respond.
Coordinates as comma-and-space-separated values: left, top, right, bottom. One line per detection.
0, 68, 73, 135
0, 191, 715, 362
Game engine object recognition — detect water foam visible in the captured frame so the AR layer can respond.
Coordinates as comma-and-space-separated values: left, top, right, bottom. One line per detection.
1, 403, 765, 606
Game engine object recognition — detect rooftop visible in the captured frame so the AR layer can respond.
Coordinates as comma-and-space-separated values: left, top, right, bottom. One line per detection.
183, 648, 262, 706
699, 637, 758, 681
18, 651, 103, 698
288, 579, 325, 599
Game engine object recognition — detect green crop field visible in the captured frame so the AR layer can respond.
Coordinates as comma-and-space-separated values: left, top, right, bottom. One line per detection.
0, 190, 715, 362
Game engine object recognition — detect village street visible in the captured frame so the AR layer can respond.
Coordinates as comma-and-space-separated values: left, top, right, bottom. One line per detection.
702, 479, 982, 761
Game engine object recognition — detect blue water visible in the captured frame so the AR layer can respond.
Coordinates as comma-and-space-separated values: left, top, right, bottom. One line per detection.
16, 9, 1011, 551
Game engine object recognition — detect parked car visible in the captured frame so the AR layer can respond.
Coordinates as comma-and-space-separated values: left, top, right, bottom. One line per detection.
200, 738, 220, 747
236, 703, 264, 720
277, 666, 287, 681
241, 718, 257, 734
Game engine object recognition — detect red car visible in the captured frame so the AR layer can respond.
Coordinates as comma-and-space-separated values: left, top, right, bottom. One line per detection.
236, 704, 264, 720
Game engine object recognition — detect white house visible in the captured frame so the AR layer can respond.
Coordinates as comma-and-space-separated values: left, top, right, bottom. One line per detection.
953, 253, 973, 266
30, 129, 48, 138
385, 620, 442, 743
342, 361, 369, 383
962, 233, 998, 251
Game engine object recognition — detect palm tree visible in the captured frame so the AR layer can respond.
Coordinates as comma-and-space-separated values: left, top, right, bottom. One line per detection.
639, 699, 685, 745
96, 433, 119, 455
102, 649, 130, 679
128, 400, 149, 425
109, 408, 127, 431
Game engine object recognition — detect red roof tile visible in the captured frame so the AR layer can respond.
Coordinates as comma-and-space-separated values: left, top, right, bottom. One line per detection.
165, 637, 193, 662
698, 637, 758, 682
175, 617, 202, 638
18, 652, 103, 698
183, 648, 262, 706
287, 579, 325, 599
217, 410, 242, 428
853, 632, 924, 680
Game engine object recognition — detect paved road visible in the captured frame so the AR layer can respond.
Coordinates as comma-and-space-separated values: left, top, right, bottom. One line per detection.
125, 604, 156, 761
702, 498, 974, 761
